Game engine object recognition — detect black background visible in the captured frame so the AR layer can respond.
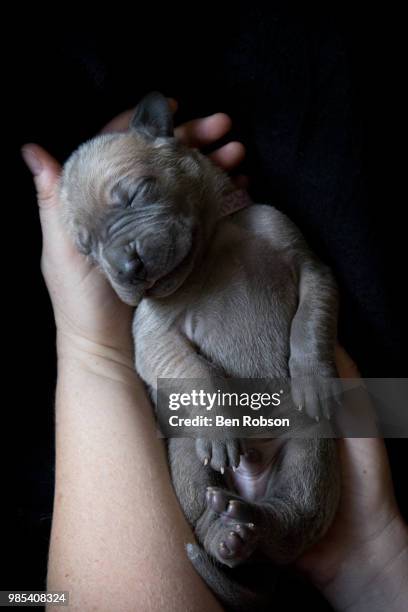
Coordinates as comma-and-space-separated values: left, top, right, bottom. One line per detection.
7, 4, 407, 610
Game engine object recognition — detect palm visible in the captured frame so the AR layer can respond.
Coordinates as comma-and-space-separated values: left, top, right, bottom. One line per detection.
296, 438, 399, 585
39, 168, 133, 350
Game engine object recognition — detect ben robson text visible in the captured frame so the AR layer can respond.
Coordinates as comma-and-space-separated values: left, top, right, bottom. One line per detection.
168, 415, 290, 428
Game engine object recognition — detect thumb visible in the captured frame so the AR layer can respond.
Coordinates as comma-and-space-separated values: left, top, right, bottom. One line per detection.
21, 143, 62, 210
21, 144, 72, 259
335, 344, 361, 379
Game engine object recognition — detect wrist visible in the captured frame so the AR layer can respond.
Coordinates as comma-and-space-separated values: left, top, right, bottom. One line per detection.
322, 515, 408, 612
57, 329, 138, 385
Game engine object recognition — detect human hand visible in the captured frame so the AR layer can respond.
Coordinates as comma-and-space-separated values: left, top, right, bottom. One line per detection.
22, 101, 246, 365
296, 345, 408, 611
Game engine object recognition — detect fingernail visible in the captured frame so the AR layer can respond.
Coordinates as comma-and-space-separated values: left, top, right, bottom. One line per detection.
21, 146, 43, 176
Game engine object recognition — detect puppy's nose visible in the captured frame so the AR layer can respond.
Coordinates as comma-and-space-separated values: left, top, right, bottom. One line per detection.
117, 253, 145, 283
106, 247, 145, 283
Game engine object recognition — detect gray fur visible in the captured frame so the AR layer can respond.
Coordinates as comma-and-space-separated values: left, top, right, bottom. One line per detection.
60, 92, 340, 611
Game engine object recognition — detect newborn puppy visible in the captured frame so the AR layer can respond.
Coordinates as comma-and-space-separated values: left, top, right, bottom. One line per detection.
60, 92, 340, 611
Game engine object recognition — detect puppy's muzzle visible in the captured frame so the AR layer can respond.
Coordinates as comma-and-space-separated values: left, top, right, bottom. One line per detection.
105, 245, 146, 284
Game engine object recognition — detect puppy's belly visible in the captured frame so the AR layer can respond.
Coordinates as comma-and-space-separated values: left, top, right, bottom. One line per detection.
183, 227, 298, 378
226, 439, 285, 501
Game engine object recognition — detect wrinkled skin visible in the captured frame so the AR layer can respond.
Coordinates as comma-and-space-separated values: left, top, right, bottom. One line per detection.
60, 93, 231, 306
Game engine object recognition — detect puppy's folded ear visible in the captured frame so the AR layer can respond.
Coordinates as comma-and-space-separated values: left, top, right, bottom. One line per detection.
131, 91, 174, 138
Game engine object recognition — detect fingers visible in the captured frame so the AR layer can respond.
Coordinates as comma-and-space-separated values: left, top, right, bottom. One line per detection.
175, 112, 232, 148
100, 104, 246, 172
21, 144, 61, 210
100, 109, 134, 134
176, 114, 246, 171
209, 141, 245, 171
103, 107, 233, 147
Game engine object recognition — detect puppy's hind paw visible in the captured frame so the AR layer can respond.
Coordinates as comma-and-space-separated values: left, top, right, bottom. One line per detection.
204, 487, 258, 567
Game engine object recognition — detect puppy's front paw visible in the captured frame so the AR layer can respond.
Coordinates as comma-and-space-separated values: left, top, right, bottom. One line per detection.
195, 438, 244, 473
291, 374, 342, 421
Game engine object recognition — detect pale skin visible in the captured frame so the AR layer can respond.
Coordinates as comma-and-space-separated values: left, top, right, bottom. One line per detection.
22, 103, 407, 612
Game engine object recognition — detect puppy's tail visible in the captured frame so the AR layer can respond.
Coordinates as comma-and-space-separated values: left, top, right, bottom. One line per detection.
186, 543, 270, 612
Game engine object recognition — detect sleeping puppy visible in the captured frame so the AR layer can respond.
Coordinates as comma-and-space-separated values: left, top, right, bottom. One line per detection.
60, 92, 341, 611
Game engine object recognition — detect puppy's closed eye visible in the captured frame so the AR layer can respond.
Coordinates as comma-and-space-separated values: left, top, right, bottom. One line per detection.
127, 176, 158, 208
110, 176, 159, 209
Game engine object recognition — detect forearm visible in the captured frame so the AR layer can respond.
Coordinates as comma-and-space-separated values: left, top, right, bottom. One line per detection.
47, 338, 222, 612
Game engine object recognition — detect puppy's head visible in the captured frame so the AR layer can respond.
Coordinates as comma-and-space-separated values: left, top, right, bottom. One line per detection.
60, 92, 229, 305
